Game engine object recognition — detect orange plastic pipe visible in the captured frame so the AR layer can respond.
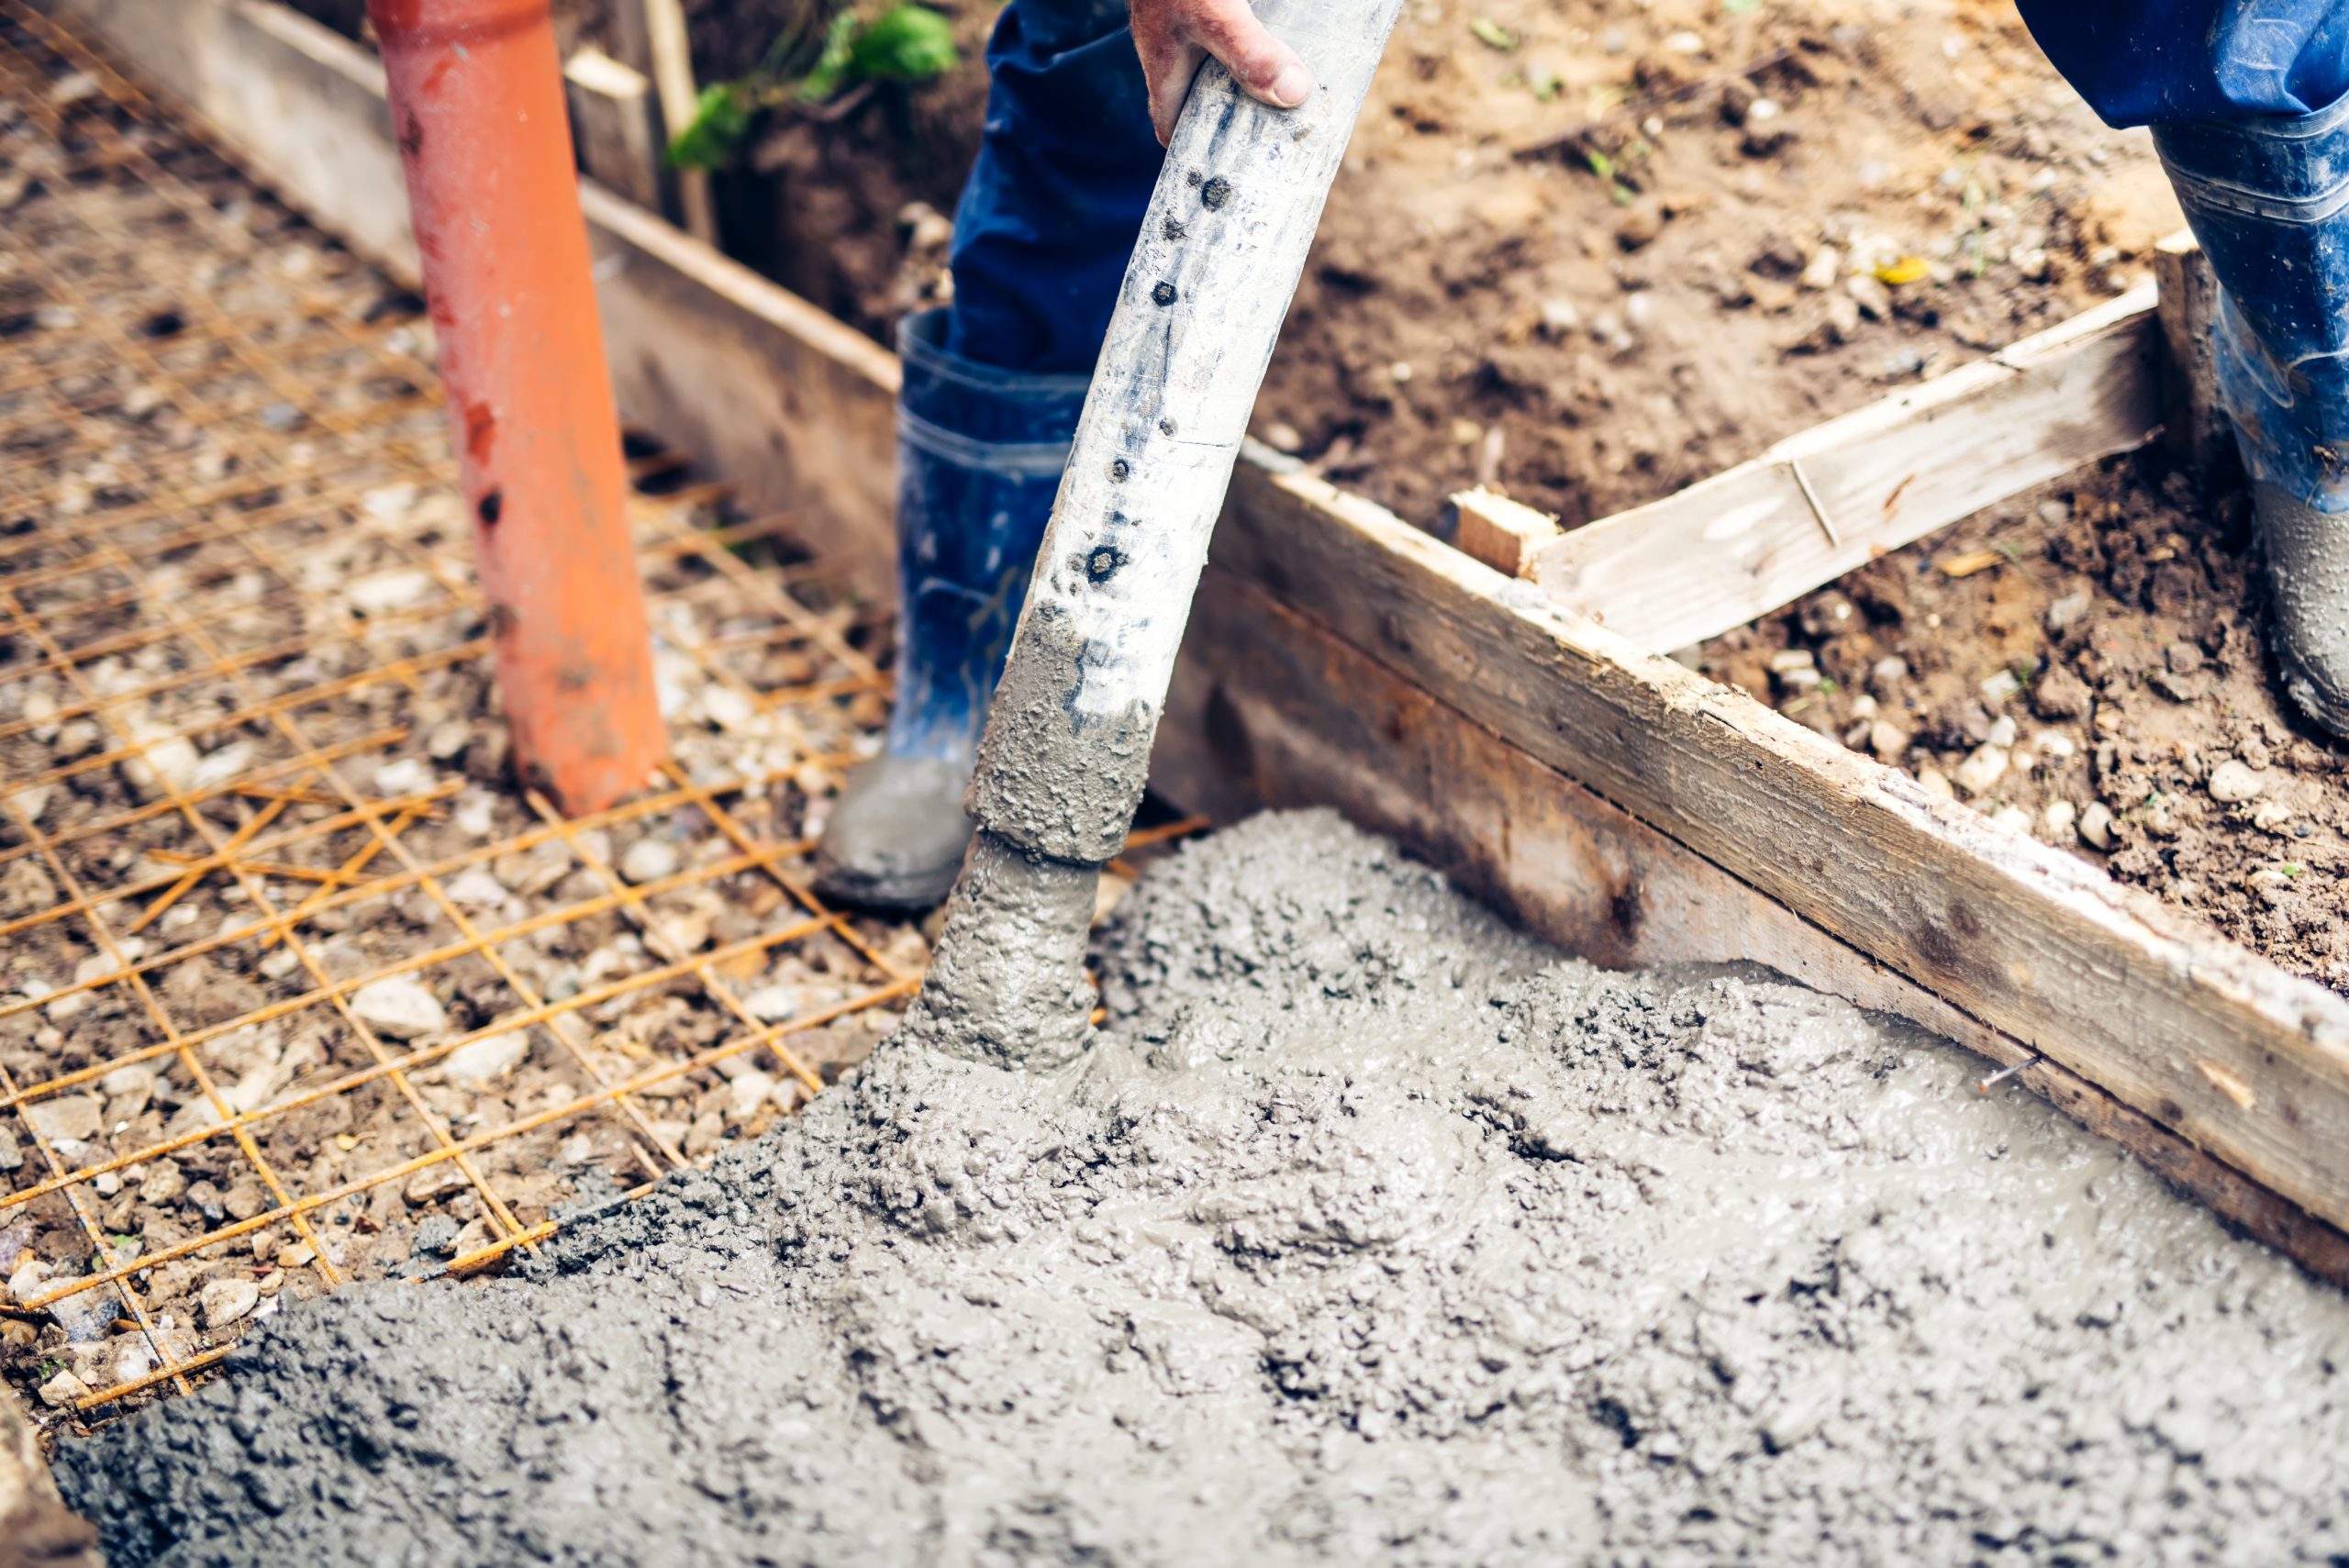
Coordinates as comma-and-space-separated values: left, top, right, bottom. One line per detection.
366, 0, 667, 816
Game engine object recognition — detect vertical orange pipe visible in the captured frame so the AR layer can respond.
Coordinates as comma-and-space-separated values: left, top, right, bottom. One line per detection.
367, 0, 666, 816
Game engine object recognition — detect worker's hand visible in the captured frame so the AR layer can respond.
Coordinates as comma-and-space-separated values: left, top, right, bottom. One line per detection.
1129, 0, 1315, 146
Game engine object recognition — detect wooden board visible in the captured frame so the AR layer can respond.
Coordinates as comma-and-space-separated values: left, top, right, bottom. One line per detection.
53, 0, 2349, 1272
2154, 232, 2232, 484
1209, 449, 2349, 1236
636, 0, 717, 244
1155, 566, 2349, 1283
564, 47, 666, 216
1527, 286, 2165, 652
50, 0, 903, 602
1452, 486, 1558, 578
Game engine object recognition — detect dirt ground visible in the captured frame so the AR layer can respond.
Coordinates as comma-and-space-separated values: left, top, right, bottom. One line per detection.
603, 0, 2169, 530
1693, 449, 2349, 994
288, 0, 2171, 529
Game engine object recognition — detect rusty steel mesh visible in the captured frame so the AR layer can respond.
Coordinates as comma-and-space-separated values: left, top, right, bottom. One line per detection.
0, 0, 1182, 1421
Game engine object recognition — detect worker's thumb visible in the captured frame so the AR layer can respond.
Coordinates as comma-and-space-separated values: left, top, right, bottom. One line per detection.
1187, 0, 1315, 113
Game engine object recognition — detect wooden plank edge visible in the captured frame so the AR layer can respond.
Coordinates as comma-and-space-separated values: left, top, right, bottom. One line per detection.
1155, 567, 2349, 1284
1452, 487, 1559, 578
564, 46, 666, 217
2154, 230, 2233, 485
47, 0, 902, 600
1214, 447, 2349, 1235
1527, 284, 2163, 651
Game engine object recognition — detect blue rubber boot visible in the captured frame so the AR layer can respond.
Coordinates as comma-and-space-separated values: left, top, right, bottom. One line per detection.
2157, 104, 2349, 735
814, 309, 1089, 907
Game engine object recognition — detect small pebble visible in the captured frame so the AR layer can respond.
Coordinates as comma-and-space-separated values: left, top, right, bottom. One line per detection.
2208, 760, 2266, 804
442, 868, 508, 908
2041, 799, 2077, 839
39, 1370, 91, 1408
1954, 744, 2009, 797
411, 1216, 461, 1259
1845, 272, 1893, 321
351, 976, 448, 1041
2078, 800, 2117, 850
372, 757, 436, 798
726, 1072, 777, 1126
200, 1277, 261, 1329
435, 1030, 528, 1086
620, 838, 680, 884
743, 985, 798, 1023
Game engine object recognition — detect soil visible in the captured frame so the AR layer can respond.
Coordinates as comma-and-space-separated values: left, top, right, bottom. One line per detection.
282, 0, 2171, 528
57, 809, 2349, 1566
551, 0, 2170, 530
1695, 449, 2349, 995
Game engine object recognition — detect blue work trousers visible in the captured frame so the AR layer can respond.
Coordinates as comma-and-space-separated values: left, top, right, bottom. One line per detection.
942, 0, 1162, 375
2018, 3, 2349, 505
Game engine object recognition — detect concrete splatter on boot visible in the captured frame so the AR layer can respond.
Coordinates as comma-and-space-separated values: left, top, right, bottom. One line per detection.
815, 310, 1087, 908
2159, 104, 2349, 736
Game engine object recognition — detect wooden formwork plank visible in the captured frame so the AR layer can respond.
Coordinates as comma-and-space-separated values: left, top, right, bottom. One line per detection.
1527, 286, 2165, 651
49, 0, 902, 602
1211, 450, 2349, 1235
564, 47, 666, 216
1156, 566, 2349, 1283
50, 0, 2349, 1265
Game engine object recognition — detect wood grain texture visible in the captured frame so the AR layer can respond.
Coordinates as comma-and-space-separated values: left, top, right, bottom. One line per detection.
51, 0, 904, 600
1528, 285, 2165, 651
1154, 566, 2349, 1284
2155, 232, 2232, 484
564, 47, 665, 216
636, 0, 716, 243
1452, 487, 1558, 578
1213, 447, 2349, 1234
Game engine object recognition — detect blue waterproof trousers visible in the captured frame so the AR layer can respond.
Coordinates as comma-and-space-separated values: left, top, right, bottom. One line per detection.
943, 0, 1163, 373
2017, 4, 2349, 725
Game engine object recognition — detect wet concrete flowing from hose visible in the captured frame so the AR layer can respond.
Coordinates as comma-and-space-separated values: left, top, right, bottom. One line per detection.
61, 812, 2349, 1564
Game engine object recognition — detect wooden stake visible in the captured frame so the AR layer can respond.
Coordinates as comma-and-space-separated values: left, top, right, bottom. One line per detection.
1451, 487, 1559, 579
638, 0, 717, 245
2154, 230, 2234, 486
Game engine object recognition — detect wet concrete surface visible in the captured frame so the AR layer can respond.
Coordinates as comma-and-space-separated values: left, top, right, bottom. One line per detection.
60, 810, 2349, 1564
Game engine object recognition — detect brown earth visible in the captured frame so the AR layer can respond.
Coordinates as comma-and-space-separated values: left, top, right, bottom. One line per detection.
614, 0, 2173, 529
287, 0, 2175, 528
1698, 450, 2349, 995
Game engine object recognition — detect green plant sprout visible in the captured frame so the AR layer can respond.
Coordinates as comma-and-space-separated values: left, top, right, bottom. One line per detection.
667, 3, 957, 172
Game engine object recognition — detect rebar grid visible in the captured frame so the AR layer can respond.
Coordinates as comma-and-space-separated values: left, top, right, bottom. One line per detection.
0, 3, 935, 1420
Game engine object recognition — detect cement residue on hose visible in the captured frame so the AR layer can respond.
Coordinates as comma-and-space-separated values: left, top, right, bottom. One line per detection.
60, 811, 2349, 1564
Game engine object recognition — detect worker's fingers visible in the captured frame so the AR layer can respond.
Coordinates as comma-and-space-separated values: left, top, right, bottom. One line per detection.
1130, 0, 1315, 146
1185, 0, 1316, 115
1133, 28, 1210, 145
